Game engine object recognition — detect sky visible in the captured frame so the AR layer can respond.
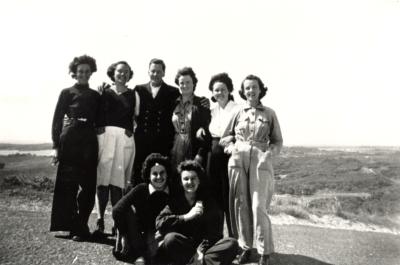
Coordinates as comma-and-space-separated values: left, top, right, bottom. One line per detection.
0, 0, 399, 146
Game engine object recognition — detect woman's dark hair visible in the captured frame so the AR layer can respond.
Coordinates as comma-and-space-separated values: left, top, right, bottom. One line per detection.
177, 160, 208, 196
149, 58, 166, 72
106, 61, 134, 82
174, 67, 198, 91
208, 72, 234, 102
68, 55, 97, 76
239, 74, 268, 101
141, 153, 171, 184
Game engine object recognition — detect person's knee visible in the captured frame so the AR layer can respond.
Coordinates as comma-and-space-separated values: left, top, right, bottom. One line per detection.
162, 232, 180, 248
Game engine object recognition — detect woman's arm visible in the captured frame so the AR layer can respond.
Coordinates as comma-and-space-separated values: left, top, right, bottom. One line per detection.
194, 98, 212, 159
51, 89, 68, 149
268, 110, 283, 156
112, 185, 143, 235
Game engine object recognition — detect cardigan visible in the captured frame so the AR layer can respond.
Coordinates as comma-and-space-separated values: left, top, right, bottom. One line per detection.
112, 183, 169, 234
155, 192, 223, 253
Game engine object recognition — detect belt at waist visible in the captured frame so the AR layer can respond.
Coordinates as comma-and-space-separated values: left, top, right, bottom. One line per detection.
64, 117, 94, 128
236, 140, 269, 151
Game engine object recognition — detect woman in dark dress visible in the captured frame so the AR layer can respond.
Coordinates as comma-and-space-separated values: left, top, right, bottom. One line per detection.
50, 55, 100, 242
94, 61, 139, 236
170, 67, 211, 183
155, 160, 238, 265
112, 153, 171, 264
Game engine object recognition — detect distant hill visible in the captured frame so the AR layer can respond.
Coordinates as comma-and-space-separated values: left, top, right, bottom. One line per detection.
0, 143, 52, 150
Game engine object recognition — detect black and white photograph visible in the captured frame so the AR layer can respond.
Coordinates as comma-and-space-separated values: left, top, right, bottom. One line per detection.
0, 0, 399, 264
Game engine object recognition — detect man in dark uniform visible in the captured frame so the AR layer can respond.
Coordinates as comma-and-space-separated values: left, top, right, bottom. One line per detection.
132, 58, 180, 186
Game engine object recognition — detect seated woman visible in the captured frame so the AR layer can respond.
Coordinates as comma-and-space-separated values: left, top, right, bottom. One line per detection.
112, 153, 171, 264
155, 160, 238, 265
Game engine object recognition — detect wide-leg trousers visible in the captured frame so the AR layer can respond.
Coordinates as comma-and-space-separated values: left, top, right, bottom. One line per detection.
227, 141, 275, 255
113, 207, 158, 261
50, 124, 98, 234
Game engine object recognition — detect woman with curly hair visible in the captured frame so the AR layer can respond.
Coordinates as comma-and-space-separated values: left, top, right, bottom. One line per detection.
50, 55, 100, 242
155, 160, 238, 265
207, 72, 239, 237
112, 153, 172, 264
93, 61, 139, 237
221, 75, 283, 265
170, 67, 211, 184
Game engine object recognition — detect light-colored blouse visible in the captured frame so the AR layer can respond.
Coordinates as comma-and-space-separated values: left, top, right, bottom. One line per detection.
225, 102, 283, 152
209, 100, 239, 138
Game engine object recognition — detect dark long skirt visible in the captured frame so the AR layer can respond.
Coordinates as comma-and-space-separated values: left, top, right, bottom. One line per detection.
207, 138, 233, 237
50, 124, 98, 235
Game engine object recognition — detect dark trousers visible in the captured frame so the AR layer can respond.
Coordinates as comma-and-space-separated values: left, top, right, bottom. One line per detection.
113, 207, 158, 260
132, 133, 172, 186
50, 125, 98, 235
207, 138, 233, 236
156, 232, 238, 265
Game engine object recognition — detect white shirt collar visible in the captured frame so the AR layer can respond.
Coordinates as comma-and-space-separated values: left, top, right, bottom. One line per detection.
148, 183, 169, 195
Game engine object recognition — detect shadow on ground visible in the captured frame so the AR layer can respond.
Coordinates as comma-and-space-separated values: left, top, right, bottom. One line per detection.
236, 252, 333, 265
272, 252, 333, 265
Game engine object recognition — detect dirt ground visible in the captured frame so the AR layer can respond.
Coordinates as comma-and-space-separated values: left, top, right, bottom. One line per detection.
1, 193, 400, 265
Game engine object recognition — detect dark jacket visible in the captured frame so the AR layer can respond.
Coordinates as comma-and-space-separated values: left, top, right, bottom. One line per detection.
155, 192, 223, 253
173, 95, 212, 160
134, 82, 180, 154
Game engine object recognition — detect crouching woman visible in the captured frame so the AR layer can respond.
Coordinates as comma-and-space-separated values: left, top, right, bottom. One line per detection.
112, 153, 172, 264
154, 160, 238, 265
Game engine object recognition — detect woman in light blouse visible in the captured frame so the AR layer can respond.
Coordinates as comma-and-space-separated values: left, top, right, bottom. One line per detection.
221, 75, 282, 265
206, 73, 238, 237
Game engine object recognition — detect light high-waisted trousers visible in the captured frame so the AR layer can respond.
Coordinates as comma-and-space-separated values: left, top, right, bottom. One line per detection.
228, 140, 274, 255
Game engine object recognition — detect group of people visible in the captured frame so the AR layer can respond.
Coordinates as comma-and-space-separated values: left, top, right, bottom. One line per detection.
50, 55, 283, 265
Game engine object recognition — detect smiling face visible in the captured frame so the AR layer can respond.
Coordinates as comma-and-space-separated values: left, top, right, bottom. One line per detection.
178, 75, 194, 97
242, 79, 261, 103
149, 163, 168, 191
148, 63, 165, 86
212, 81, 229, 106
114, 63, 131, 85
75, 64, 92, 84
181, 170, 200, 195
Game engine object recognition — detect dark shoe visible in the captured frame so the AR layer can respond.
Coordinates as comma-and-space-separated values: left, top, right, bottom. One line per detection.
72, 234, 90, 242
92, 218, 105, 238
238, 249, 252, 264
258, 255, 270, 265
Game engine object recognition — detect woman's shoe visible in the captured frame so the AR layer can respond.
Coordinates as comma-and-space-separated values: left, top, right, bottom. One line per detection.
92, 218, 105, 238
134, 256, 146, 265
258, 255, 270, 265
238, 249, 252, 264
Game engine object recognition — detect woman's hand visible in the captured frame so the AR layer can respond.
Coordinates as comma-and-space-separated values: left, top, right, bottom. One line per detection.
51, 149, 59, 166
199, 97, 210, 109
183, 201, 204, 221
224, 143, 235, 155
196, 128, 206, 141
219, 135, 235, 147
97, 82, 111, 94
115, 231, 130, 256
96, 126, 105, 135
194, 154, 203, 165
